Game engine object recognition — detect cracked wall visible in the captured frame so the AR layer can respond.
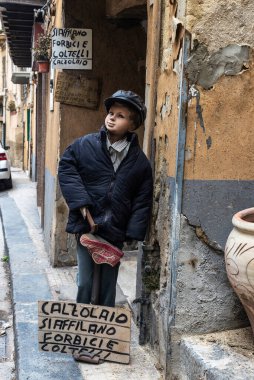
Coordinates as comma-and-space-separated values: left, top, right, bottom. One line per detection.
144, 1, 182, 368
145, 0, 254, 377
187, 43, 250, 90
183, 0, 254, 250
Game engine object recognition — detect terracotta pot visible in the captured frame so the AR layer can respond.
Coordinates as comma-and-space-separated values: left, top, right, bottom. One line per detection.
37, 60, 49, 73
225, 207, 254, 333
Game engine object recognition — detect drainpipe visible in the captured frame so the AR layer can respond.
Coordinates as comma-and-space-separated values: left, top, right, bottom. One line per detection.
165, 31, 191, 376
143, 0, 161, 159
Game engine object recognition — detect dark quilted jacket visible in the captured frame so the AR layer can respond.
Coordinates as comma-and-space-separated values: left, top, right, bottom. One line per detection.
58, 126, 153, 244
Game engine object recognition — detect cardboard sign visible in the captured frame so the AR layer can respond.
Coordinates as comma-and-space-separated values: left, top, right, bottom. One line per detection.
52, 28, 92, 70
54, 72, 99, 109
38, 301, 131, 364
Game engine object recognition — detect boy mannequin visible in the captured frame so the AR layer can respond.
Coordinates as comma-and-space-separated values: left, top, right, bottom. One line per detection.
58, 90, 153, 307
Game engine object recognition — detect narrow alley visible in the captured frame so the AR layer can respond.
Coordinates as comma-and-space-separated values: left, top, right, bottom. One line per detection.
1, 1, 254, 379
0, 169, 161, 380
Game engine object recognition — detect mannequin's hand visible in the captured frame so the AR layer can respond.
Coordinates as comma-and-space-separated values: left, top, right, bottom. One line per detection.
80, 207, 87, 220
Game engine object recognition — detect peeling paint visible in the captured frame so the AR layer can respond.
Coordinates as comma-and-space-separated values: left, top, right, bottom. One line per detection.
189, 85, 205, 132
161, 47, 173, 72
183, 213, 223, 252
192, 121, 197, 171
187, 43, 251, 89
185, 146, 192, 161
195, 226, 223, 252
160, 93, 171, 119
172, 17, 184, 45
146, 0, 254, 377
187, 0, 254, 52
206, 135, 212, 149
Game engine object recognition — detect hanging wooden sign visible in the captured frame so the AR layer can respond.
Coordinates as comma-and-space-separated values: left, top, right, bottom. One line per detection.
54, 72, 100, 109
38, 300, 131, 364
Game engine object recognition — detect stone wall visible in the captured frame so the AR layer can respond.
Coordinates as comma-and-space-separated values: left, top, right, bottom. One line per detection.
143, 1, 254, 378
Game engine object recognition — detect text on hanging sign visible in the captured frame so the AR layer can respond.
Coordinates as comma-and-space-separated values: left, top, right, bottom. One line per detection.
51, 28, 92, 70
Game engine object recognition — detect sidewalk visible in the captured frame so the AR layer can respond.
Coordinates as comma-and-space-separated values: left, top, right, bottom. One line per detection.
0, 198, 15, 379
0, 169, 161, 380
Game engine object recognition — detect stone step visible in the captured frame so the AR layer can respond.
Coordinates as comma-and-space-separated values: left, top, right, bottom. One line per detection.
180, 327, 254, 380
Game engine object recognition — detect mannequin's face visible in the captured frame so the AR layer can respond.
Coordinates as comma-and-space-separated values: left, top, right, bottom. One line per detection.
105, 103, 135, 142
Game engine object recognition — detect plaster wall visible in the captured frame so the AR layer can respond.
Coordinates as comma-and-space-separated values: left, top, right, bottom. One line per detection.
182, 0, 254, 248
44, 0, 63, 176
106, 0, 146, 18
36, 75, 45, 210
4, 46, 24, 168
60, 0, 146, 155
43, 0, 64, 264
143, 1, 183, 367
10, 126, 23, 168
23, 108, 28, 170
31, 85, 36, 181
7, 108, 23, 169
45, 78, 61, 175
0, 33, 6, 92
144, 0, 254, 378
44, 96, 61, 264
183, 63, 254, 248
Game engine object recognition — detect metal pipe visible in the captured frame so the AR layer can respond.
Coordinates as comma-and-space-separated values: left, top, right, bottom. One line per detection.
165, 31, 191, 375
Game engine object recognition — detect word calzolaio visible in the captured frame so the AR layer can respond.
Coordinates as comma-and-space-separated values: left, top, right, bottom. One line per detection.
38, 300, 131, 364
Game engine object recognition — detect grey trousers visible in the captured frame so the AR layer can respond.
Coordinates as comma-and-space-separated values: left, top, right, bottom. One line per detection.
76, 240, 120, 307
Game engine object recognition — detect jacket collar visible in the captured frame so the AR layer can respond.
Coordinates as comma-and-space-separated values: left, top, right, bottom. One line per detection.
100, 125, 139, 146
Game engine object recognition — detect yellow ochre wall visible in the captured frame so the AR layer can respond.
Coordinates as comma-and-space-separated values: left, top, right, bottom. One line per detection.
185, 61, 254, 181
45, 0, 63, 177
143, 1, 254, 377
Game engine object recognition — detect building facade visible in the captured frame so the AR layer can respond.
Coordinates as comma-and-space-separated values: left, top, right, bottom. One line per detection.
1, 0, 254, 378
141, 1, 254, 377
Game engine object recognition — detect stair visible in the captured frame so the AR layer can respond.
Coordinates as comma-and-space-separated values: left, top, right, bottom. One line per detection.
180, 327, 254, 379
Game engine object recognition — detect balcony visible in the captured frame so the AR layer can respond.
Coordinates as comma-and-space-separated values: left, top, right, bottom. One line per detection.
0, 1, 45, 67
